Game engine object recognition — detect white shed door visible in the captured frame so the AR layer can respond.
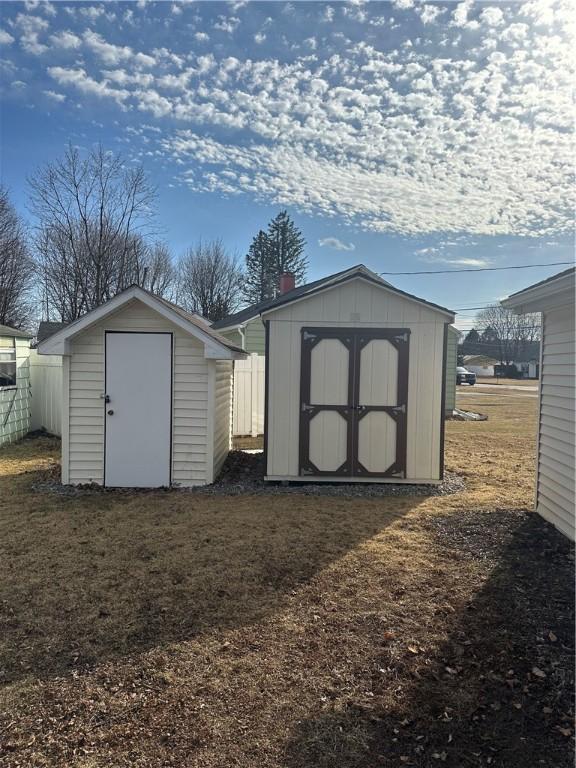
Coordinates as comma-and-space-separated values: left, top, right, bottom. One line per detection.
105, 332, 172, 487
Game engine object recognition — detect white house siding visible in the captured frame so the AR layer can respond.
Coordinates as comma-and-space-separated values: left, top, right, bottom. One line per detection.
0, 337, 31, 446
65, 299, 210, 486
537, 306, 575, 540
212, 360, 233, 480
265, 278, 447, 482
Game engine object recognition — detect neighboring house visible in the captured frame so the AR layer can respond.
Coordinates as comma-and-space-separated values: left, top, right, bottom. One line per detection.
38, 286, 245, 488
0, 324, 32, 447
460, 339, 540, 378
462, 355, 499, 377
502, 267, 575, 541
256, 264, 455, 483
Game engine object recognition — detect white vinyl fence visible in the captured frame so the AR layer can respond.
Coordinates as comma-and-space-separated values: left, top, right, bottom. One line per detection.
29, 349, 62, 436
26, 350, 263, 440
233, 354, 265, 437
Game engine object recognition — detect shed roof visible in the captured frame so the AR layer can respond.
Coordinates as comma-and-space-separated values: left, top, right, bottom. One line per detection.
0, 324, 33, 338
37, 286, 245, 359
36, 321, 68, 343
213, 264, 454, 329
502, 267, 575, 314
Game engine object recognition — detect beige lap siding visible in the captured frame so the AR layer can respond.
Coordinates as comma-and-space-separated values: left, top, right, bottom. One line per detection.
66, 300, 209, 486
537, 306, 575, 540
212, 360, 233, 480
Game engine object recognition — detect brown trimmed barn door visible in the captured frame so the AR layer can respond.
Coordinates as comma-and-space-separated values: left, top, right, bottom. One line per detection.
299, 327, 410, 478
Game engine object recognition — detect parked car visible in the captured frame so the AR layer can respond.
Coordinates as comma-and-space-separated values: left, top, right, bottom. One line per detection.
456, 366, 476, 385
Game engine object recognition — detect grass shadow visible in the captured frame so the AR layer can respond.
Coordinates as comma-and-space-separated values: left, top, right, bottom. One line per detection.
283, 510, 575, 768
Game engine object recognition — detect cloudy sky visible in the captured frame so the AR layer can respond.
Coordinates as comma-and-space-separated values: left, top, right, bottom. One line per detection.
1, 0, 573, 327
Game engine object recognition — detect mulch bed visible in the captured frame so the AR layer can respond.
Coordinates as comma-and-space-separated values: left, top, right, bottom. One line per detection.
29, 449, 465, 498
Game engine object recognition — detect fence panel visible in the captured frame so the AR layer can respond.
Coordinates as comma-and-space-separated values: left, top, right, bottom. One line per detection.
29, 349, 62, 436
233, 354, 265, 437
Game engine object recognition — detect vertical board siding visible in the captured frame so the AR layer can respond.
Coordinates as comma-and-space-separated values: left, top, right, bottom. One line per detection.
67, 300, 210, 486
0, 338, 31, 446
213, 360, 233, 479
537, 306, 575, 540
232, 354, 265, 436
445, 327, 458, 412
29, 350, 62, 435
266, 279, 446, 481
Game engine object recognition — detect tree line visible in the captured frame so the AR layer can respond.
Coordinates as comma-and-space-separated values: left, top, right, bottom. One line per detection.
460, 304, 541, 368
0, 144, 308, 329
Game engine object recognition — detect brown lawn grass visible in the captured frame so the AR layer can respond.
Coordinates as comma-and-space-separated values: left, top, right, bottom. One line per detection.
0, 392, 573, 768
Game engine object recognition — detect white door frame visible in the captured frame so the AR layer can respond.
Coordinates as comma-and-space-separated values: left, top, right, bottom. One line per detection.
104, 331, 173, 487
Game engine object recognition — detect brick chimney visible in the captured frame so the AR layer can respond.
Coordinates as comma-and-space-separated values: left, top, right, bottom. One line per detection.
279, 272, 295, 294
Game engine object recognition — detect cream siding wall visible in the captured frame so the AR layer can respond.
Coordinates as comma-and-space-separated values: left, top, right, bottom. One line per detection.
212, 360, 233, 480
65, 299, 211, 486
537, 306, 575, 540
265, 279, 447, 482
0, 337, 31, 446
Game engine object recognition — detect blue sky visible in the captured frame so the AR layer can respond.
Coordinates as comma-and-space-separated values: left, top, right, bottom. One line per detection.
0, 0, 573, 329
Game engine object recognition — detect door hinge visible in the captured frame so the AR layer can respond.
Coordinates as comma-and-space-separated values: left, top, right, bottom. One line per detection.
301, 402, 315, 413
394, 332, 409, 343
302, 331, 316, 341
391, 403, 406, 415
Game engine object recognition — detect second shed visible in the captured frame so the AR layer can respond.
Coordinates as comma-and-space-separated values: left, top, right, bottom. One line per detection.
262, 265, 455, 483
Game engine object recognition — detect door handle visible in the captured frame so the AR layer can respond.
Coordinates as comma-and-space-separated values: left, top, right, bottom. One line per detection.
107, 409, 114, 416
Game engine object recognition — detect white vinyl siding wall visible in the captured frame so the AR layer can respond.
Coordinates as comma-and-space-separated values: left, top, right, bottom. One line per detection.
265, 279, 448, 482
537, 306, 575, 540
212, 360, 233, 480
65, 300, 210, 486
0, 337, 31, 446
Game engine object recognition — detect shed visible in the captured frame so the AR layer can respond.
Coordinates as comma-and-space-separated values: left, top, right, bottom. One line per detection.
38, 286, 245, 488
0, 324, 32, 447
502, 267, 575, 541
260, 265, 455, 483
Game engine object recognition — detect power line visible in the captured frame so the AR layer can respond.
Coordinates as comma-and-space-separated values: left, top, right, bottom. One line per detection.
379, 261, 573, 276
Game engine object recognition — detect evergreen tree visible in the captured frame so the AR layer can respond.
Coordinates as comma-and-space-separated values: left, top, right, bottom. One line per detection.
267, 210, 307, 286
464, 328, 480, 344
243, 230, 273, 304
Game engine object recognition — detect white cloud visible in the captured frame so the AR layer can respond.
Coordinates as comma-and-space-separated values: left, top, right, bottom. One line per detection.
15, 13, 49, 55
319, 237, 356, 251
43, 89, 65, 101
480, 7, 504, 27
50, 30, 81, 49
214, 16, 240, 34
15, 1, 573, 239
48, 65, 129, 105
0, 29, 14, 45
254, 32, 266, 44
